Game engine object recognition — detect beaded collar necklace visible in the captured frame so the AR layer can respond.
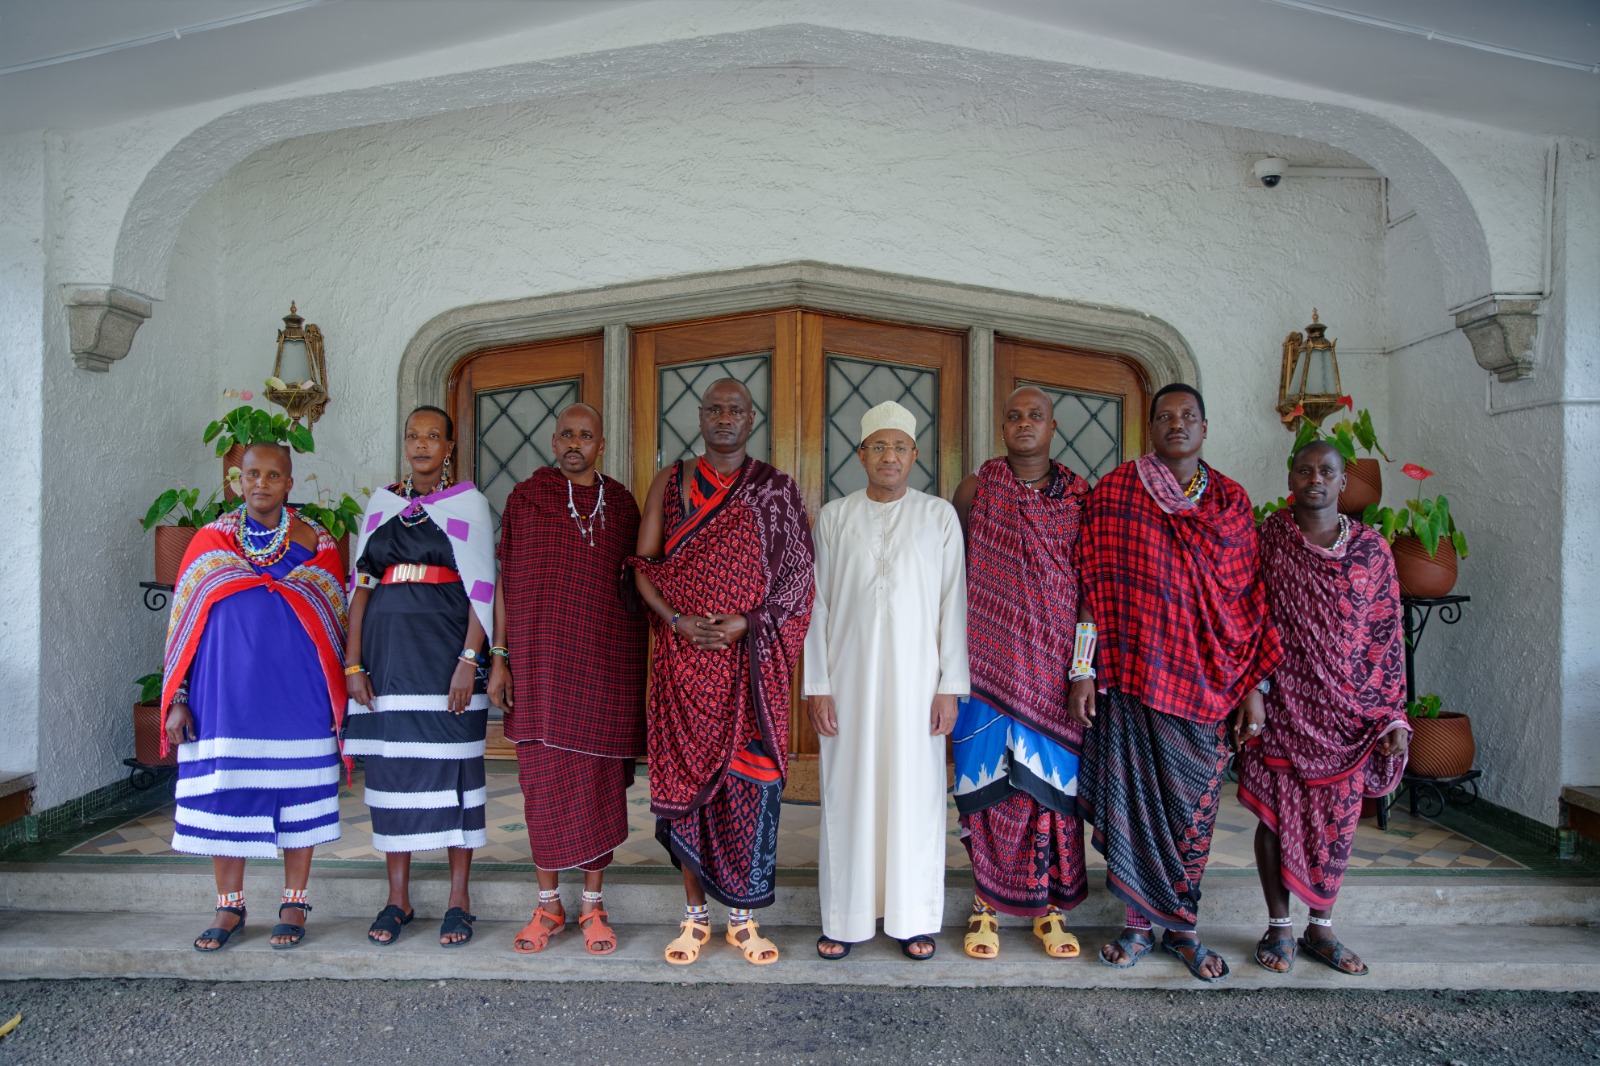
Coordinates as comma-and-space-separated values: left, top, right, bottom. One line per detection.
566, 474, 606, 546
238, 508, 292, 567
1182, 462, 1209, 502
399, 471, 450, 528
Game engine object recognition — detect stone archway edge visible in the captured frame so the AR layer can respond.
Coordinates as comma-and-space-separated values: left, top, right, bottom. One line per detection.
396, 260, 1201, 485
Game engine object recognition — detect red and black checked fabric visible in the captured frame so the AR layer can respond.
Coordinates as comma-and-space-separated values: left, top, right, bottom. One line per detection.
496, 467, 647, 756
1075, 456, 1283, 725
965, 457, 1090, 750
1233, 510, 1410, 911
964, 792, 1088, 917
1076, 689, 1233, 931
631, 459, 814, 820
514, 738, 634, 872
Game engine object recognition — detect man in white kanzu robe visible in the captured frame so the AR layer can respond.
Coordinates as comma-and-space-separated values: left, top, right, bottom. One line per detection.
805, 400, 969, 961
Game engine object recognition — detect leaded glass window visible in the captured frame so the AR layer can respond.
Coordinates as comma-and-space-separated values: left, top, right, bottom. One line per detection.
1032, 382, 1122, 483
656, 353, 771, 466
475, 378, 579, 522
825, 356, 938, 501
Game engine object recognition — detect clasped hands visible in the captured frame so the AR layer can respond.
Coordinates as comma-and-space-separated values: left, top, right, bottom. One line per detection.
672, 612, 748, 651
807, 693, 958, 738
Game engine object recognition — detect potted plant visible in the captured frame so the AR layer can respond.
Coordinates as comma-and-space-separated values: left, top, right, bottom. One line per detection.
132, 672, 175, 768
140, 485, 237, 585
1285, 397, 1389, 515
296, 479, 371, 574
1404, 692, 1474, 779
205, 386, 316, 499
1362, 463, 1468, 598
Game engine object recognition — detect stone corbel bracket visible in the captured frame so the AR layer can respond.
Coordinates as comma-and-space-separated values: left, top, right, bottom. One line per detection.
1454, 296, 1542, 382
64, 286, 154, 372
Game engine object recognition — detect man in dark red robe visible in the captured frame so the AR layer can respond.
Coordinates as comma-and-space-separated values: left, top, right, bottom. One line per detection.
1069, 383, 1283, 983
490, 403, 646, 956
1238, 440, 1408, 977
632, 379, 814, 966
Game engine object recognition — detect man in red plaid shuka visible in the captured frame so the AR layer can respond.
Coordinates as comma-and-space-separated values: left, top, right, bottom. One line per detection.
1068, 383, 1283, 983
632, 379, 814, 967
488, 404, 647, 957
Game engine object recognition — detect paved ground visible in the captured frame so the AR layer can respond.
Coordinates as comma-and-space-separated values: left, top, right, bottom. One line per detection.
0, 979, 1596, 1065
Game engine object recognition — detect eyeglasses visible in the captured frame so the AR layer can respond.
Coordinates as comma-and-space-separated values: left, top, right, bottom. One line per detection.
862, 442, 914, 457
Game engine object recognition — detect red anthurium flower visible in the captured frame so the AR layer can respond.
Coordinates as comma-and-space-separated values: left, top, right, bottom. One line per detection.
1402, 463, 1433, 481
1286, 493, 1296, 504
1339, 395, 1354, 410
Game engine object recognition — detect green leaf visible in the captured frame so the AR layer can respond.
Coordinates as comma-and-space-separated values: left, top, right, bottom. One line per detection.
134, 672, 163, 704
141, 490, 180, 530
1452, 530, 1468, 559
288, 423, 315, 453
1328, 427, 1357, 463
1416, 516, 1442, 557
203, 421, 222, 444
214, 437, 231, 458
1361, 502, 1380, 526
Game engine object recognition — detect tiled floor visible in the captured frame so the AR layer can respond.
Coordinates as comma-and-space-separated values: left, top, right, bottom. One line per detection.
65, 765, 1522, 871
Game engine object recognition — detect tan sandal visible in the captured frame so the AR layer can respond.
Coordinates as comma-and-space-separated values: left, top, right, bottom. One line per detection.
665, 918, 711, 965
1033, 911, 1081, 958
578, 907, 618, 956
964, 909, 1000, 959
726, 918, 779, 965
512, 906, 565, 954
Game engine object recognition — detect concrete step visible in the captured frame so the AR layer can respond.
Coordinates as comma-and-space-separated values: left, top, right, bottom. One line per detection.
2, 910, 1596, 990
3, 862, 1597, 928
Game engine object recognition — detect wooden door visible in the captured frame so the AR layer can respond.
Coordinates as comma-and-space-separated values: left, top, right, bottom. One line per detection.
993, 336, 1149, 482
448, 333, 605, 521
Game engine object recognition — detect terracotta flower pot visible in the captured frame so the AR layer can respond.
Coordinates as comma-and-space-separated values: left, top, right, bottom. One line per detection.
1339, 458, 1382, 517
1392, 532, 1458, 598
1405, 711, 1474, 779
221, 443, 247, 501
133, 700, 177, 768
153, 526, 199, 586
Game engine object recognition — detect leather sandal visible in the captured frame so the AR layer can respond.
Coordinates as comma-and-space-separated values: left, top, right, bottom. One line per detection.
727, 918, 780, 965
1033, 911, 1080, 959
367, 904, 414, 946
665, 918, 711, 965
578, 908, 618, 956
1298, 934, 1369, 976
512, 906, 566, 954
1254, 929, 1297, 974
271, 901, 311, 951
1162, 929, 1231, 984
194, 905, 246, 953
964, 910, 1000, 959
898, 934, 937, 961
1098, 927, 1154, 969
816, 934, 853, 961
439, 907, 476, 948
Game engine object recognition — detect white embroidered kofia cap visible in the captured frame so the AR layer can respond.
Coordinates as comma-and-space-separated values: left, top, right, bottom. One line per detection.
860, 400, 917, 444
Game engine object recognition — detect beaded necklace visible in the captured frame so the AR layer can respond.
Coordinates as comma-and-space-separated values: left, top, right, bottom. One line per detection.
566, 475, 606, 546
399, 470, 450, 528
237, 508, 292, 567
1182, 462, 1209, 502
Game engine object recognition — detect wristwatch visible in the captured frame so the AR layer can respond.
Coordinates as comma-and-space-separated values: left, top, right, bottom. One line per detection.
460, 648, 483, 664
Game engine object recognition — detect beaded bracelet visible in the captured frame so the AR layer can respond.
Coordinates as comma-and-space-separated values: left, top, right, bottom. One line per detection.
490, 646, 510, 659
343, 664, 366, 676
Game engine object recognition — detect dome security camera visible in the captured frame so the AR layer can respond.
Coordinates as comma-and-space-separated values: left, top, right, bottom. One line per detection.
1253, 158, 1287, 188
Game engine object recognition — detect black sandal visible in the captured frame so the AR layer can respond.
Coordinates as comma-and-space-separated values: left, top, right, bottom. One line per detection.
816, 934, 853, 961
271, 901, 312, 951
1298, 934, 1370, 976
439, 906, 476, 948
1098, 928, 1154, 969
367, 903, 414, 946
897, 934, 937, 961
1254, 929, 1296, 974
194, 905, 247, 953
1161, 929, 1231, 984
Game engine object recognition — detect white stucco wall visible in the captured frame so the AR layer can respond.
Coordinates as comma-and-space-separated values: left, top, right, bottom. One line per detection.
31, 179, 226, 808
199, 69, 1387, 504
0, 133, 46, 777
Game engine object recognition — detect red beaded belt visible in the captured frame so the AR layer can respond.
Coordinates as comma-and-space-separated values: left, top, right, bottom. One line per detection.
381, 563, 460, 585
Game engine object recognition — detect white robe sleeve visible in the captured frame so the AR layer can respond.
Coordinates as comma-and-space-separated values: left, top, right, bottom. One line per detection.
934, 502, 970, 695
802, 505, 834, 696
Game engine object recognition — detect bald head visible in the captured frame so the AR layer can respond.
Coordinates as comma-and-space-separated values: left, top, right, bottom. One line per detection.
552, 402, 605, 480
558, 402, 603, 433
1000, 385, 1056, 461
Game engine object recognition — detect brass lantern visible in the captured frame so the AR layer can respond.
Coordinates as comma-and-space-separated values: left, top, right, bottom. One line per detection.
264, 302, 329, 425
1276, 308, 1343, 429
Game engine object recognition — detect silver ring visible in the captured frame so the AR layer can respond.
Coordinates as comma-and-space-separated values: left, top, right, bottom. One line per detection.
1248, 723, 1261, 731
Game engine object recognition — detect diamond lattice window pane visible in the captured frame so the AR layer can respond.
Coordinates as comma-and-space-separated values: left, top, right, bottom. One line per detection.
475, 378, 580, 524
656, 353, 771, 466
1031, 383, 1122, 484
825, 356, 938, 501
